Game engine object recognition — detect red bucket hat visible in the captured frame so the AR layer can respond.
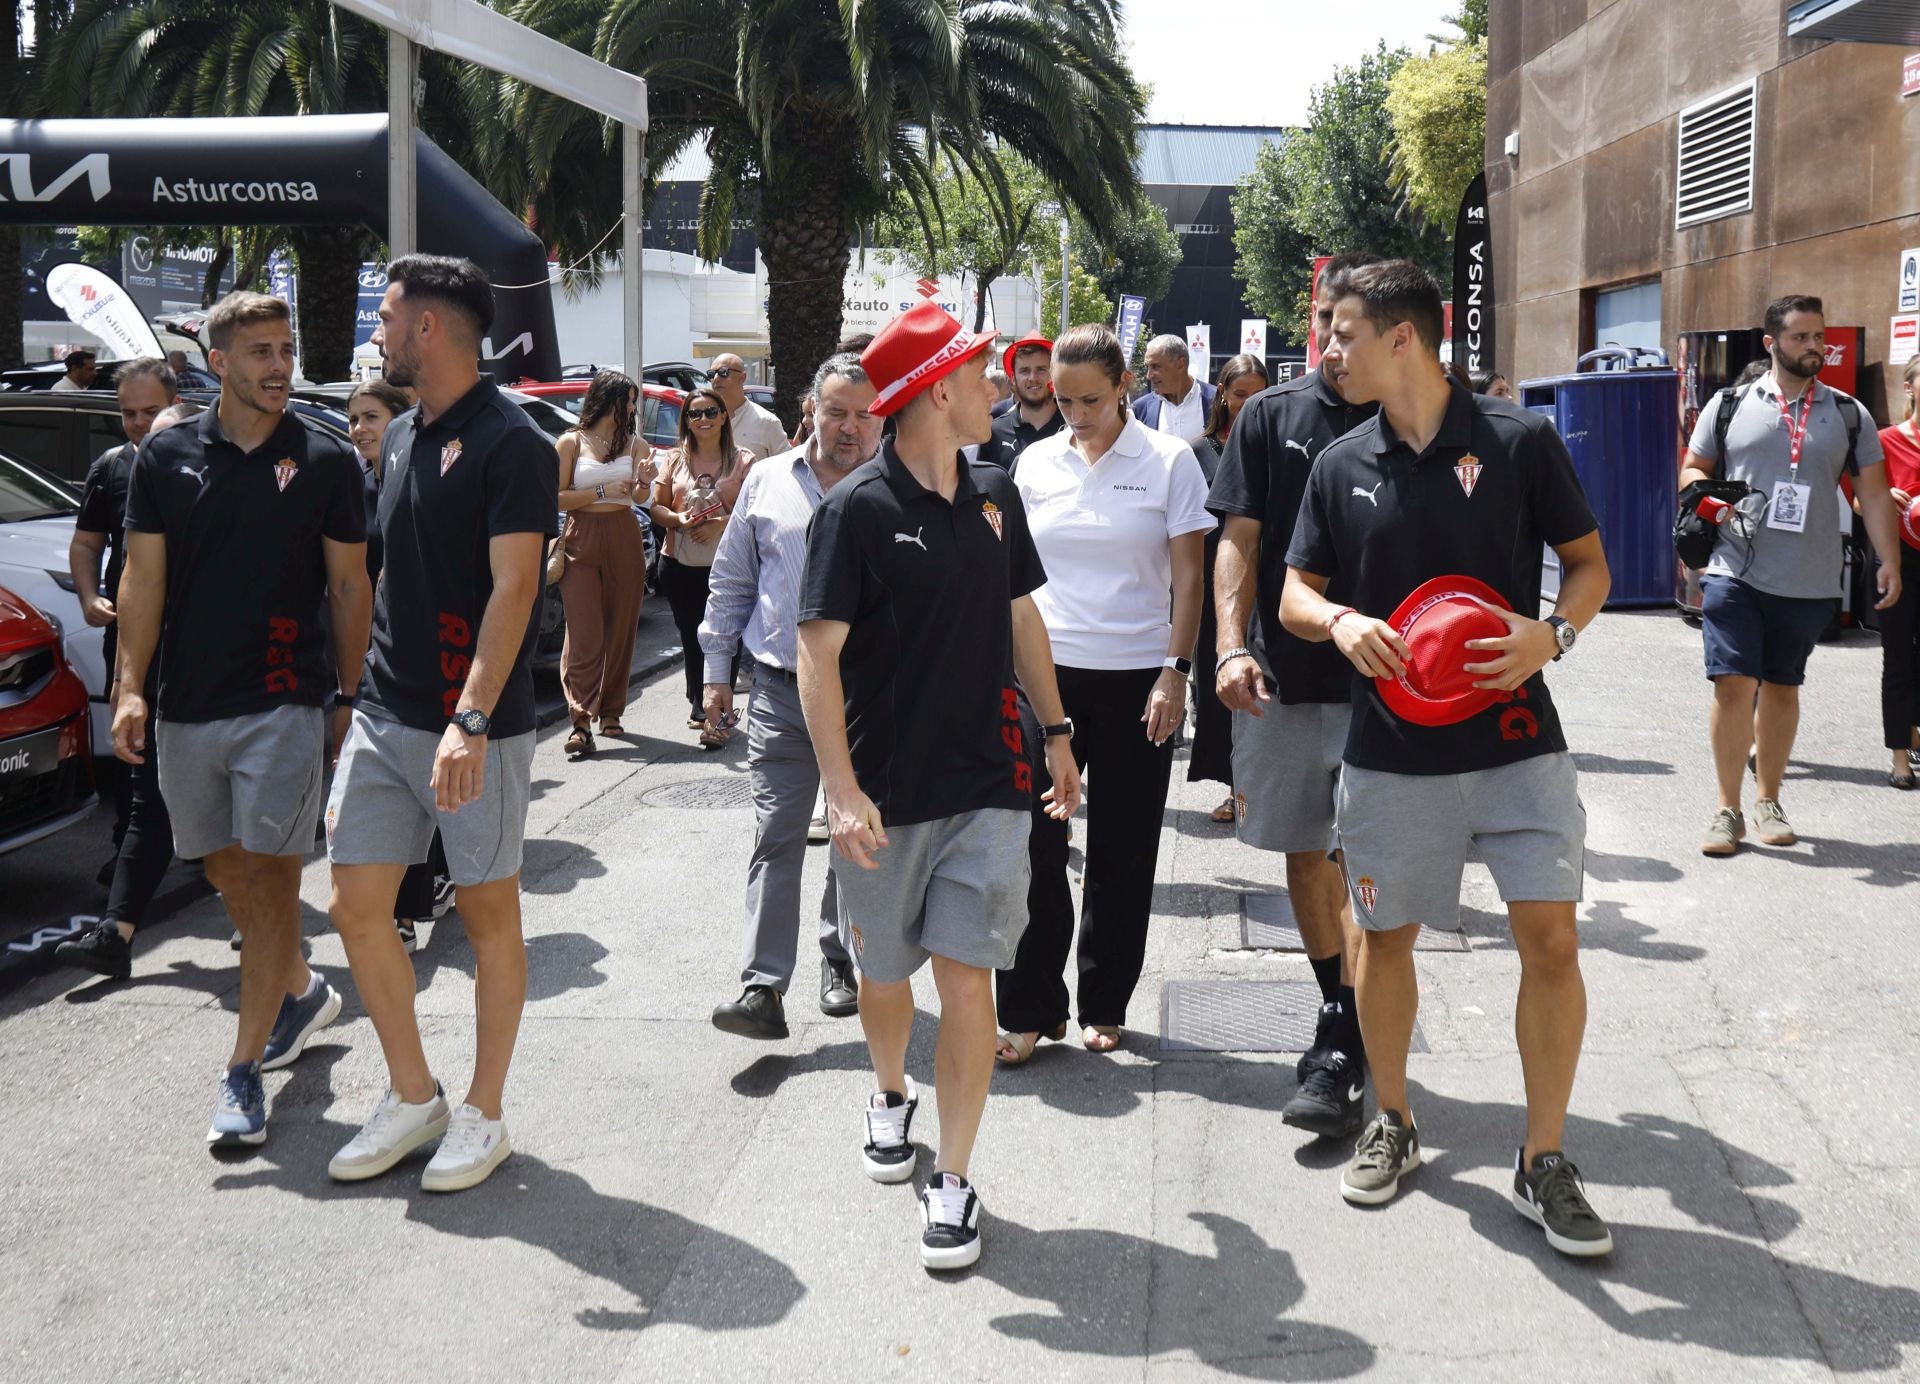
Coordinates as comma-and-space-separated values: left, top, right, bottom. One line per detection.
861, 302, 997, 418
1901, 495, 1920, 551
1001, 332, 1054, 380
1376, 574, 1515, 727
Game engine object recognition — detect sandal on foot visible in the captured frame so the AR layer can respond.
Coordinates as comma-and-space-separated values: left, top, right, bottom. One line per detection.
565, 728, 594, 759
1210, 795, 1236, 823
697, 726, 728, 751
995, 1023, 1067, 1065
599, 720, 623, 737
1082, 1025, 1122, 1052
686, 714, 707, 730
1891, 773, 1916, 791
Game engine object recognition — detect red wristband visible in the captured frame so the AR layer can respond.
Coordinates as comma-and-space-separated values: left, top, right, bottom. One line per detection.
1325, 606, 1358, 636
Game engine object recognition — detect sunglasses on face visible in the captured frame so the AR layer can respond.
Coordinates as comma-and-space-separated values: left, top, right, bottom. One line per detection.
709, 367, 738, 380
686, 405, 724, 422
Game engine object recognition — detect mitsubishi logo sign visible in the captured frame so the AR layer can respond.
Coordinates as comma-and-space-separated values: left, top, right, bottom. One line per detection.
0, 152, 111, 203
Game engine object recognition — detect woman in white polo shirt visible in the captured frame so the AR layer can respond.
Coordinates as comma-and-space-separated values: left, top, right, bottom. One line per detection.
995, 323, 1215, 1060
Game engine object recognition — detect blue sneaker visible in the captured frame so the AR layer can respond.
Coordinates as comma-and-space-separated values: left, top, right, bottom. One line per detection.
261, 977, 343, 1072
207, 1061, 266, 1146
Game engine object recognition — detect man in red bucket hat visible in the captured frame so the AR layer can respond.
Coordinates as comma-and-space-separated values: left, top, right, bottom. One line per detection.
1280, 260, 1617, 1256
797, 301, 1081, 1272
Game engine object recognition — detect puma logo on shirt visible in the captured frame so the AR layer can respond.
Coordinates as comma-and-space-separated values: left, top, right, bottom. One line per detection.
894, 527, 927, 551
1351, 482, 1383, 506
1284, 439, 1312, 458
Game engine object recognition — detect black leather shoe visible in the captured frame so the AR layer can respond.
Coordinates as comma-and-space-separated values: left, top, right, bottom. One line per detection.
712, 985, 789, 1040
820, 958, 859, 1017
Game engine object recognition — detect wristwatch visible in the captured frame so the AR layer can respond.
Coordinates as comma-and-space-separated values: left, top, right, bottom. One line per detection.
1163, 656, 1192, 678
1545, 616, 1577, 661
451, 708, 492, 737
1039, 718, 1075, 741
334, 691, 357, 709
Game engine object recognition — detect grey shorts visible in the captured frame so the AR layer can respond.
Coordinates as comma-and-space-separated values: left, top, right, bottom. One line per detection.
832, 808, 1030, 983
1231, 695, 1350, 855
157, 705, 325, 860
325, 710, 536, 887
1334, 752, 1586, 931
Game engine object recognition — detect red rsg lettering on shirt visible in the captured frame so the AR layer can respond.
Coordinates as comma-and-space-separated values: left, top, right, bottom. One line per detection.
1002, 686, 1033, 793
264, 616, 299, 695
1493, 684, 1539, 741
439, 611, 472, 718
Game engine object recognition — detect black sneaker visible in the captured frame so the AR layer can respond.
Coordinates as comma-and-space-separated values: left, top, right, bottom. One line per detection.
711, 985, 789, 1040
395, 919, 419, 955
430, 874, 456, 919
1283, 1050, 1366, 1138
1340, 1109, 1420, 1205
1293, 1000, 1344, 1081
919, 1171, 982, 1270
1512, 1150, 1613, 1257
55, 923, 132, 980
862, 1076, 919, 1184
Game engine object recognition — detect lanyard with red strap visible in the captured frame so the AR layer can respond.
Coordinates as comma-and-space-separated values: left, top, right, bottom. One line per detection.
1777, 382, 1817, 477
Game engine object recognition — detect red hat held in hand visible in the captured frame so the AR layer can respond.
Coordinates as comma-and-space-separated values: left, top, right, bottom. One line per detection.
1901, 494, 1920, 551
861, 302, 998, 418
1376, 575, 1515, 727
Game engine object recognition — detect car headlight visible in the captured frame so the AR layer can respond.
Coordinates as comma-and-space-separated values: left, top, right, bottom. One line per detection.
46, 569, 78, 593
42, 609, 64, 638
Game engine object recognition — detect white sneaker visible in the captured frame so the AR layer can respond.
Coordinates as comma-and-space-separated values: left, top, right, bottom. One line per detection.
329, 1085, 450, 1181
421, 1103, 512, 1192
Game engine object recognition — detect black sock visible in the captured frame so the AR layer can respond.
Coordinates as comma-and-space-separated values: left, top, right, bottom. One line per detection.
1339, 984, 1363, 1055
1309, 953, 1341, 1005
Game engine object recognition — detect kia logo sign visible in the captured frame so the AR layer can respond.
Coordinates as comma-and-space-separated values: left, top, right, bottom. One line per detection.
0, 152, 112, 203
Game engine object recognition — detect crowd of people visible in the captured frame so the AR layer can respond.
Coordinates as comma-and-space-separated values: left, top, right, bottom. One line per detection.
42, 241, 1918, 1278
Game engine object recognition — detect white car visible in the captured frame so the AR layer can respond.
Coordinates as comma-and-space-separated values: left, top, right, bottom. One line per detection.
0, 450, 109, 754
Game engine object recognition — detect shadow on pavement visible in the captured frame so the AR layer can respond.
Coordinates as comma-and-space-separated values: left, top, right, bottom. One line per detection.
1461, 898, 1703, 963
519, 837, 610, 896
1572, 752, 1676, 776
1775, 836, 1920, 890
977, 1212, 1373, 1379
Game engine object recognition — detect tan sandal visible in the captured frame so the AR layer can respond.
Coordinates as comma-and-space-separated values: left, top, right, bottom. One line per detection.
565, 728, 593, 759
996, 1023, 1067, 1065
1210, 795, 1236, 823
1082, 1025, 1122, 1052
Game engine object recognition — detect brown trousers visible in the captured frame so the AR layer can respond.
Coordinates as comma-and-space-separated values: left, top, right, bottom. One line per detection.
558, 508, 647, 729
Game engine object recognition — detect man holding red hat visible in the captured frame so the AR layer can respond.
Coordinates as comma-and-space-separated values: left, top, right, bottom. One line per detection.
797, 301, 1082, 1272
1281, 259, 1617, 1257
976, 332, 1062, 470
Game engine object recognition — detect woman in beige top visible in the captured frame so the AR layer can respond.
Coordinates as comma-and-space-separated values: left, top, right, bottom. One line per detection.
649, 384, 756, 748
557, 370, 655, 759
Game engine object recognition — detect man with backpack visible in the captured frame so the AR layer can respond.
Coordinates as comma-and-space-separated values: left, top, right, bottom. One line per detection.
1680, 295, 1904, 856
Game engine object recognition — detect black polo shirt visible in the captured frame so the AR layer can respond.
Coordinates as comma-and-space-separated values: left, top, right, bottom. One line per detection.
125, 407, 365, 723
359, 379, 559, 739
1209, 368, 1375, 703
976, 404, 1064, 471
1285, 384, 1597, 775
76, 442, 137, 600
359, 458, 384, 580
799, 442, 1047, 827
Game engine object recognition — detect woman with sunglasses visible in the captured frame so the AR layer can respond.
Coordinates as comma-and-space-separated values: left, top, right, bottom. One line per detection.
557, 370, 655, 760
650, 385, 756, 747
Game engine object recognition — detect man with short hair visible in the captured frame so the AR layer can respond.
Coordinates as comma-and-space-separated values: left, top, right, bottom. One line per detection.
166, 350, 191, 375
708, 352, 788, 460
52, 349, 97, 391
704, 354, 884, 1040
986, 366, 1013, 414
1133, 335, 1214, 449
58, 358, 181, 979
1681, 295, 1902, 855
1281, 259, 1616, 1256
324, 255, 558, 1193
798, 302, 1081, 1271
113, 294, 370, 1146
977, 334, 1062, 471
1210, 251, 1381, 1137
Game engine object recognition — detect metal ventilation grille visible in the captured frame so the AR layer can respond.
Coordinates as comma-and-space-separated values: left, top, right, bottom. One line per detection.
1676, 80, 1758, 229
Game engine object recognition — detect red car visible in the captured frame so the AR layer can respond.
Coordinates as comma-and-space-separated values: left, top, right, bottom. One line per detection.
515, 380, 688, 450
0, 584, 95, 855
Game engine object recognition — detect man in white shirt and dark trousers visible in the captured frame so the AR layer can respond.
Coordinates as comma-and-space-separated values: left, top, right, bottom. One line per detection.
1681, 294, 1903, 855
708, 352, 790, 461
704, 354, 883, 1039
1132, 334, 1216, 451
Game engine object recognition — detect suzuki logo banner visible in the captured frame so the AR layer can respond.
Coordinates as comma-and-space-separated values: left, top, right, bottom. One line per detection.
1451, 171, 1493, 377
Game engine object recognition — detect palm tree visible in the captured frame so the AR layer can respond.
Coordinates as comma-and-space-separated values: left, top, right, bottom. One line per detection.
498, 0, 1147, 422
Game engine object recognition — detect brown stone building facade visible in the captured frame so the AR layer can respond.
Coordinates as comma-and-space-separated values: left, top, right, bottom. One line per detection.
1487, 0, 1920, 419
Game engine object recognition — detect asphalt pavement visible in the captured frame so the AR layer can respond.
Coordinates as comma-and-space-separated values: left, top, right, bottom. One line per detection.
2, 603, 1917, 1382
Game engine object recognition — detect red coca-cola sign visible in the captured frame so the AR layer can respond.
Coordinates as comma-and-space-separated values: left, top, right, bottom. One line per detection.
1817, 327, 1862, 396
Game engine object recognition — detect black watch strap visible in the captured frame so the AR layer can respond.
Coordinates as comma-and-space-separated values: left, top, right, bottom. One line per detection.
334, 691, 357, 709
1040, 720, 1074, 740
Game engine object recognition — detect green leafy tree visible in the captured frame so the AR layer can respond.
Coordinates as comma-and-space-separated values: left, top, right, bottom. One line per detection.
1430, 0, 1488, 45
1230, 45, 1450, 342
876, 152, 1057, 333
1041, 261, 1114, 337
1387, 37, 1488, 225
1073, 199, 1180, 309
505, 0, 1149, 422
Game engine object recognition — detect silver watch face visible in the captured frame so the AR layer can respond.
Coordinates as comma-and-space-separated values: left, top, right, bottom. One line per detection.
1554, 620, 1577, 652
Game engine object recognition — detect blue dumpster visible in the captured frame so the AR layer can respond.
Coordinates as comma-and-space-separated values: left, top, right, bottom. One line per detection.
1519, 349, 1679, 607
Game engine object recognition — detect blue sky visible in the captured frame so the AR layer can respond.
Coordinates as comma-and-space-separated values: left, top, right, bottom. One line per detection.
1122, 1, 1465, 127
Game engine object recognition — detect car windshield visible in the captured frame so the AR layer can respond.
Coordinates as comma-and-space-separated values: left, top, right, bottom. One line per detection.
0, 450, 80, 522
510, 397, 579, 438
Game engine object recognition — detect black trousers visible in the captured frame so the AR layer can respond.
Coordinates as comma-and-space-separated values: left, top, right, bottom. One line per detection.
104, 720, 174, 930
997, 664, 1175, 1031
1881, 547, 1920, 750
660, 556, 738, 713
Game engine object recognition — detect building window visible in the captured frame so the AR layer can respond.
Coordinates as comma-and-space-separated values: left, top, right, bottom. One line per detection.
1173, 223, 1219, 236
1675, 79, 1757, 229
1591, 280, 1664, 356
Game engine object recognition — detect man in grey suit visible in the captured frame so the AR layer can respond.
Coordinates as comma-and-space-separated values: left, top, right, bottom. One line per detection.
704, 354, 886, 1038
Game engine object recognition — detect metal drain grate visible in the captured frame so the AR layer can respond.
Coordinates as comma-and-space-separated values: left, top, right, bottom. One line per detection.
1160, 979, 1429, 1053
1239, 893, 1469, 953
639, 777, 756, 810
